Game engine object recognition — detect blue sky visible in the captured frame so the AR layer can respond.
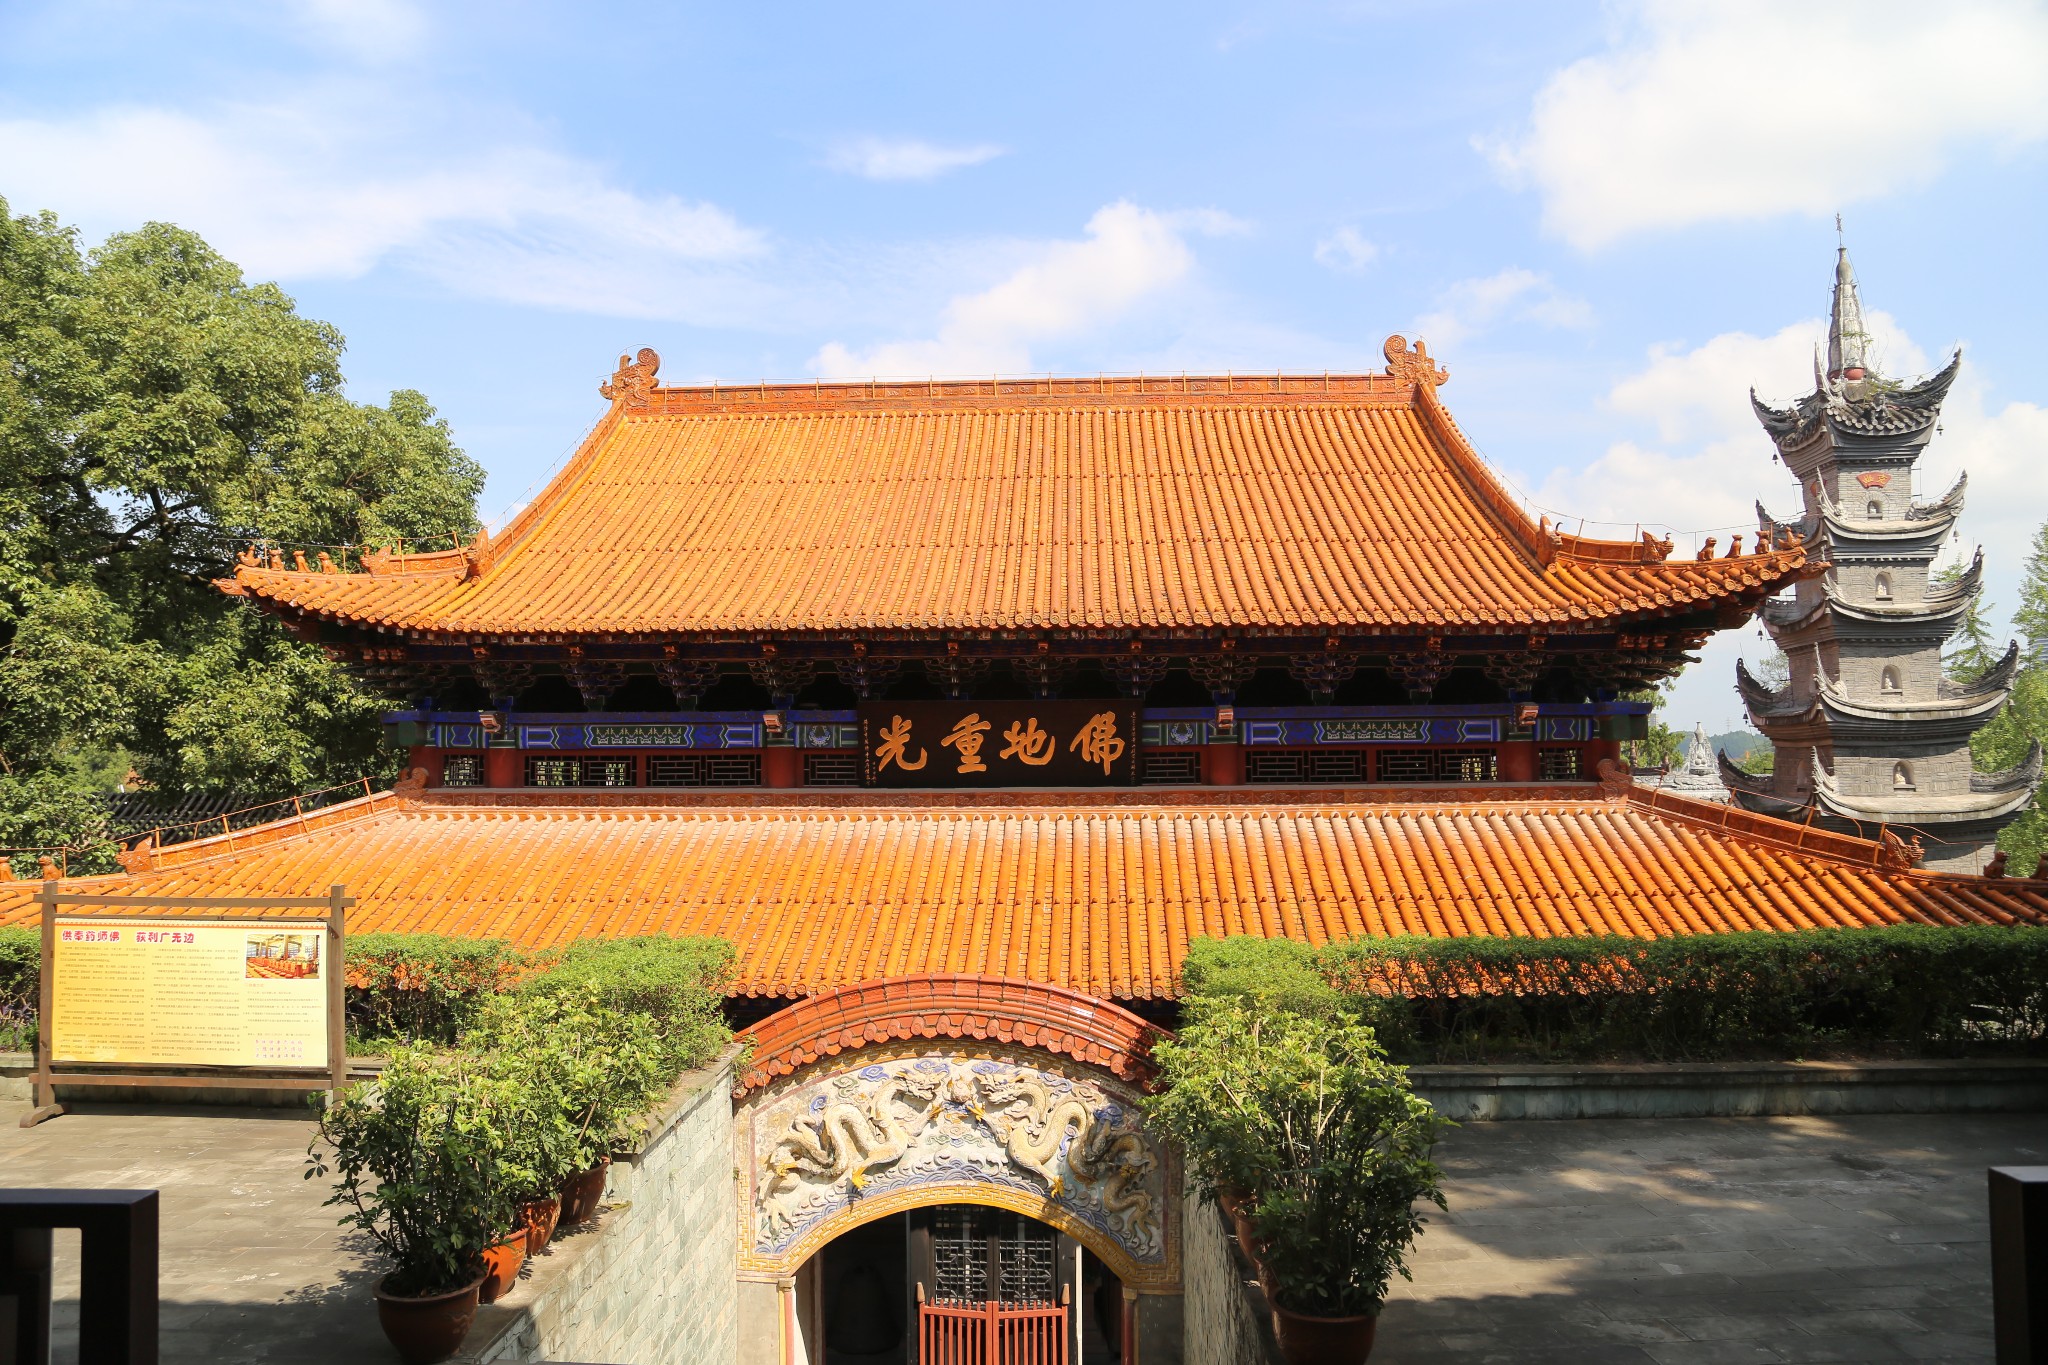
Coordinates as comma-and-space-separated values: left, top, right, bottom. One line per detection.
4, 0, 2046, 729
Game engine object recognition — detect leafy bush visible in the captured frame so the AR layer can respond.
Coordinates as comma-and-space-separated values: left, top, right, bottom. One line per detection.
0, 924, 36, 1051
305, 1044, 524, 1297
1176, 935, 1345, 1020
1147, 1002, 1448, 1317
343, 934, 529, 1047
1312, 925, 2048, 1062
516, 936, 733, 1074
466, 986, 673, 1173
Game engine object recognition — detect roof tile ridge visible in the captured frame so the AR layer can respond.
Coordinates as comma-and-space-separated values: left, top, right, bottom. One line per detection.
1408, 382, 1553, 569
1623, 785, 1902, 873
474, 401, 632, 580
124, 789, 403, 877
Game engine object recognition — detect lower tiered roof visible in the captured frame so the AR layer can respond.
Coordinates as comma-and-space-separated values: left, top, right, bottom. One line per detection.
6, 784, 2041, 1001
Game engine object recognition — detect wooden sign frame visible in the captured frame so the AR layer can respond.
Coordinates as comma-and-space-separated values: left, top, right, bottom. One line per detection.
23, 883, 351, 1128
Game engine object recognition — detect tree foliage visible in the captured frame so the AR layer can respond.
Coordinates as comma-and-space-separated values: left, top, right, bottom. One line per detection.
1978, 520, 2048, 873
0, 196, 485, 870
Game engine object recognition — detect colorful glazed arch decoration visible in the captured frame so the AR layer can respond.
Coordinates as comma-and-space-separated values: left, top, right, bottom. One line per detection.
732, 979, 1179, 1290
735, 974, 1167, 1095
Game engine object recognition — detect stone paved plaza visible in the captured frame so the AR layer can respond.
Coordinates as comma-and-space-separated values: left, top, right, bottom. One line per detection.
3, 1101, 2037, 1363
1376, 1112, 2040, 1364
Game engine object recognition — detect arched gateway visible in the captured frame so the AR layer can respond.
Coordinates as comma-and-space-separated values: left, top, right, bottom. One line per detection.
732, 977, 1181, 1364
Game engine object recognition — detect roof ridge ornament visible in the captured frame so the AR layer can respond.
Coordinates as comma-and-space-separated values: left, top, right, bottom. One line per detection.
601, 347, 661, 409
1383, 334, 1448, 389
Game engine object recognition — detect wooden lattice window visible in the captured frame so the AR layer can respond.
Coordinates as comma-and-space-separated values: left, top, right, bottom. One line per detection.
1139, 751, 1202, 784
524, 756, 636, 787
1537, 747, 1582, 781
802, 753, 862, 786
646, 753, 762, 787
1376, 748, 1498, 783
441, 754, 485, 787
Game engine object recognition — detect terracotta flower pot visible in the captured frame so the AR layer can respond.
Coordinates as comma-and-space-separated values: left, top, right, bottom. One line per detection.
1272, 1304, 1377, 1365
373, 1272, 485, 1365
478, 1229, 527, 1305
520, 1196, 560, 1255
1217, 1186, 1261, 1258
558, 1157, 610, 1227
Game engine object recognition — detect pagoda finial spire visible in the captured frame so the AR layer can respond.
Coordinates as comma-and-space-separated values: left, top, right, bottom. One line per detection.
1826, 222, 1870, 382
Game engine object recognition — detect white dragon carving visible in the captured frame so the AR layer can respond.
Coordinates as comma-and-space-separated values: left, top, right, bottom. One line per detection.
973, 1073, 1160, 1243
762, 1072, 945, 1236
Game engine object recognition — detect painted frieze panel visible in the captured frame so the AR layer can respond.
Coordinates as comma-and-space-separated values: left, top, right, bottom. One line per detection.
737, 1047, 1175, 1288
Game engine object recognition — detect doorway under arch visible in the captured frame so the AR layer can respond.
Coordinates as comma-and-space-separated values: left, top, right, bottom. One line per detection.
795, 1202, 1132, 1365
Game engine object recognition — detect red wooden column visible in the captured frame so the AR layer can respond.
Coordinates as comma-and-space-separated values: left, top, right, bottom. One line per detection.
762, 748, 803, 788
1202, 744, 1242, 785
1498, 741, 1537, 783
485, 747, 522, 788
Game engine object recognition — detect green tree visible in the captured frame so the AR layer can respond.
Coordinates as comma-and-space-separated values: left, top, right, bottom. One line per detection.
1622, 681, 1684, 770
1939, 562, 2001, 683
1979, 520, 2048, 874
0, 196, 485, 873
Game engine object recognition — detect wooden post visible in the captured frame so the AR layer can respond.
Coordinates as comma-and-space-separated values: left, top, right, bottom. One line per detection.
326, 885, 349, 1094
26, 882, 62, 1125
1992, 1165, 2048, 1364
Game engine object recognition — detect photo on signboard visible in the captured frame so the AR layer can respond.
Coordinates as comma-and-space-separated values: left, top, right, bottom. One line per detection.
244, 931, 322, 980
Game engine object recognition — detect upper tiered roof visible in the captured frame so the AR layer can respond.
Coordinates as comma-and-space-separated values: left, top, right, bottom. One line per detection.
223, 338, 1806, 639
7, 777, 2041, 1001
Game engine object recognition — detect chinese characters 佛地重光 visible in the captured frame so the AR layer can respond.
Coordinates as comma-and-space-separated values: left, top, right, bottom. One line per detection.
874, 711, 1126, 775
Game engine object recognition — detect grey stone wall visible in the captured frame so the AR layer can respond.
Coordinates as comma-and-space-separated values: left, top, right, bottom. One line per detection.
1411, 1058, 2048, 1122
459, 1047, 740, 1364
1179, 1189, 1277, 1365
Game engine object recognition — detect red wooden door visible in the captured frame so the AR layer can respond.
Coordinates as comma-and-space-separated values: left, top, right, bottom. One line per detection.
917, 1288, 1069, 1365
912, 1206, 1070, 1365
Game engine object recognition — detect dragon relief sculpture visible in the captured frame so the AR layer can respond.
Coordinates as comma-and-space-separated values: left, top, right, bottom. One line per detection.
753, 1058, 1166, 1255
762, 1071, 946, 1236
972, 1071, 1160, 1244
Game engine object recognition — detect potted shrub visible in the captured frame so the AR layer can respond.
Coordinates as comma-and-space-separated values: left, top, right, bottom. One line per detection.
1148, 1002, 1449, 1365
307, 1045, 522, 1365
465, 986, 668, 1230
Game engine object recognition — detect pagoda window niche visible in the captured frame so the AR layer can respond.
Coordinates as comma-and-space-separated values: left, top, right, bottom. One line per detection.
1867, 499, 1884, 519
1881, 666, 1902, 695
1893, 761, 1916, 791
1875, 572, 1894, 601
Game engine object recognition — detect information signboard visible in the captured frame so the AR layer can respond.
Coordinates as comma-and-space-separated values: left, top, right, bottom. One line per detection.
52, 917, 331, 1069
23, 883, 350, 1128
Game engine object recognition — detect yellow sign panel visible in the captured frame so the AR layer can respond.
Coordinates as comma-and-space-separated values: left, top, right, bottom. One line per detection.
51, 917, 330, 1069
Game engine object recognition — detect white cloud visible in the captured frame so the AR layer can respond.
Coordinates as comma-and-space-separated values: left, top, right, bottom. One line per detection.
1414, 268, 1591, 348
1538, 313, 2043, 728
0, 100, 767, 318
824, 137, 1006, 182
295, 0, 426, 62
1313, 226, 1378, 273
810, 202, 1233, 377
1486, 0, 2048, 249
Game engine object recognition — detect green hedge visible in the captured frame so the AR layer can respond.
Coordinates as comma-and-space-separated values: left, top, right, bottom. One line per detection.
515, 936, 734, 1075
344, 934, 531, 1046
1187, 927, 2048, 1062
0, 925, 36, 1051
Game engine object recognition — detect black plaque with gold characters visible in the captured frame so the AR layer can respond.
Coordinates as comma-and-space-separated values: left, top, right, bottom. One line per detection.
858, 701, 1139, 787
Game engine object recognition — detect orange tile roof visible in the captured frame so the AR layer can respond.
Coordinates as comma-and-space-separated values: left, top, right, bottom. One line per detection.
224, 344, 1807, 636
6, 786, 2038, 1000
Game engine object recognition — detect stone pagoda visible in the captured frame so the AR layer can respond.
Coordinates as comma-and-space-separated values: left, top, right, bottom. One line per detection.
1723, 247, 2041, 872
